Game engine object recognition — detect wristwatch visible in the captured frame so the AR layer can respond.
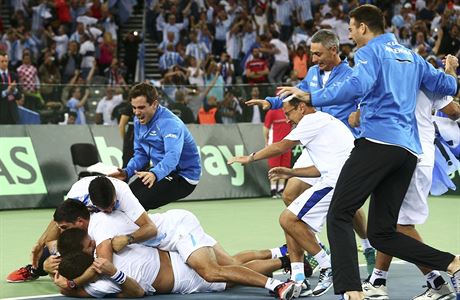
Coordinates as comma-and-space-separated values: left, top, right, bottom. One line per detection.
67, 279, 77, 289
127, 234, 135, 245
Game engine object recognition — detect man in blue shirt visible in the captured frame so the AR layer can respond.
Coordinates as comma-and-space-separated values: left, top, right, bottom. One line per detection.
110, 83, 201, 210
277, 5, 460, 300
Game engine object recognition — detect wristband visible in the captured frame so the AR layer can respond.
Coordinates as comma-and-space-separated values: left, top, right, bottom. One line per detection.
127, 234, 135, 245
249, 152, 256, 162
67, 279, 77, 289
110, 270, 127, 285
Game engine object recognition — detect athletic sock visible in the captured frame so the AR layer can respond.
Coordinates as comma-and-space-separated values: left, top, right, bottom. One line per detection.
313, 249, 331, 269
279, 256, 290, 269
426, 271, 445, 289
265, 278, 284, 291
361, 238, 372, 250
369, 268, 388, 286
290, 262, 305, 282
270, 244, 288, 259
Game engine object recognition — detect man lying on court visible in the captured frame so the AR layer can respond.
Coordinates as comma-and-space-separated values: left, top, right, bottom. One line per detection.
51, 200, 301, 299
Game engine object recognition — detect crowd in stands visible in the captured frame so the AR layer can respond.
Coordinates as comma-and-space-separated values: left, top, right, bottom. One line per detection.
1, 0, 460, 125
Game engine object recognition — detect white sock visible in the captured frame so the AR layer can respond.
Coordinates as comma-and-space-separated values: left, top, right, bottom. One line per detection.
361, 238, 372, 250
270, 247, 283, 259
290, 262, 305, 282
313, 249, 331, 269
426, 271, 442, 289
265, 278, 284, 291
369, 268, 388, 285
270, 182, 277, 191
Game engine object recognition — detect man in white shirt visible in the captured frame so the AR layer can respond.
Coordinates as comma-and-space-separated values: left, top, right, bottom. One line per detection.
229, 97, 355, 296
95, 87, 123, 125
260, 31, 290, 83
53, 200, 301, 299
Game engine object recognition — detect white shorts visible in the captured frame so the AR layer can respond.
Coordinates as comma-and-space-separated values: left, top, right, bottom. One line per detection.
293, 150, 319, 186
153, 209, 217, 261
397, 165, 433, 225
287, 180, 334, 232
169, 251, 226, 294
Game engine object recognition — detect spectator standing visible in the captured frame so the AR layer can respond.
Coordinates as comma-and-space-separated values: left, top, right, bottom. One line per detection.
185, 56, 204, 87
98, 32, 116, 75
95, 87, 123, 125
239, 86, 265, 123
78, 34, 96, 79
158, 31, 177, 53
185, 31, 209, 62
218, 52, 234, 85
220, 90, 241, 124
252, 5, 268, 36
271, 0, 294, 42
123, 31, 142, 83
245, 48, 269, 84
169, 90, 195, 124
104, 58, 127, 87
115, 99, 135, 168
204, 58, 224, 103
17, 51, 42, 111
292, 43, 308, 80
213, 9, 232, 55
0, 51, 20, 124
50, 25, 70, 60
60, 40, 82, 83
261, 31, 290, 83
66, 87, 89, 124
159, 43, 184, 74
38, 51, 61, 103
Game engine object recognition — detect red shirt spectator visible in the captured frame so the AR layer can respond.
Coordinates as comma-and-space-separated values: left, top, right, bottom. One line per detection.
245, 48, 269, 84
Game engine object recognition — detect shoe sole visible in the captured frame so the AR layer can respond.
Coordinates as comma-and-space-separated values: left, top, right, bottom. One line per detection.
313, 282, 333, 297
363, 296, 389, 300
6, 279, 27, 283
299, 289, 313, 297
417, 293, 456, 300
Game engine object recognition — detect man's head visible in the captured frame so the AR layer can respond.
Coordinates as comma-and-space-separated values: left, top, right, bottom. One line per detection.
251, 87, 260, 98
88, 176, 117, 213
53, 199, 90, 231
310, 29, 340, 71
348, 4, 385, 48
67, 111, 77, 124
58, 251, 94, 280
0, 51, 8, 71
282, 98, 314, 125
252, 48, 261, 59
129, 82, 160, 125
57, 227, 95, 256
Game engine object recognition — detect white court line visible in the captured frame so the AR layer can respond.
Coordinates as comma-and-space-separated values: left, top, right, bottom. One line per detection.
2, 294, 62, 300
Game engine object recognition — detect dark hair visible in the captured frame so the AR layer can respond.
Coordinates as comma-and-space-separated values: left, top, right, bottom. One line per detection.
349, 4, 385, 34
57, 228, 87, 256
287, 97, 313, 108
128, 82, 159, 105
68, 111, 78, 118
58, 251, 94, 279
0, 50, 7, 57
53, 199, 90, 223
88, 176, 116, 209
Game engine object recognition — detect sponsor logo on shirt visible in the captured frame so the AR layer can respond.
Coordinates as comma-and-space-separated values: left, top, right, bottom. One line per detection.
165, 133, 177, 139
149, 131, 157, 136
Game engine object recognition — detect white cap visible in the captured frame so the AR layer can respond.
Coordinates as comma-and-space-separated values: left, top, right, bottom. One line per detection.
282, 94, 295, 102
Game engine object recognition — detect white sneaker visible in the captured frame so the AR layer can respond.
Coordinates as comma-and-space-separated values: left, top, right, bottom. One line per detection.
449, 271, 460, 298
313, 268, 333, 296
412, 283, 455, 300
362, 280, 389, 300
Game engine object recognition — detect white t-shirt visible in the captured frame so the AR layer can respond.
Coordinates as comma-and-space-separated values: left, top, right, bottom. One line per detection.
96, 94, 123, 125
284, 111, 355, 186
85, 211, 159, 297
270, 38, 290, 63
416, 90, 452, 167
66, 176, 145, 224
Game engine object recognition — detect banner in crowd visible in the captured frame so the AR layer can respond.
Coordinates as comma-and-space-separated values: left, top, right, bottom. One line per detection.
0, 124, 270, 210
